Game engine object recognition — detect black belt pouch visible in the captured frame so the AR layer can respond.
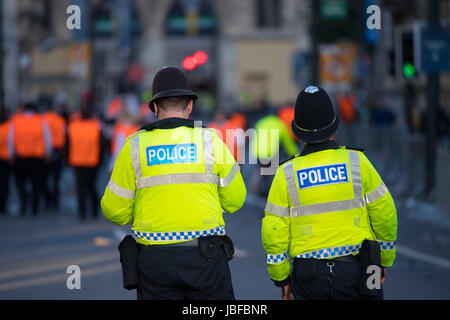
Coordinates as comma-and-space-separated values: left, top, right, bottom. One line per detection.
220, 235, 235, 261
198, 235, 235, 261
118, 235, 139, 290
358, 239, 382, 296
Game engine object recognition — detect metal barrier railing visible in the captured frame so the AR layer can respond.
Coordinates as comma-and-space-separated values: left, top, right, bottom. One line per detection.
337, 122, 449, 211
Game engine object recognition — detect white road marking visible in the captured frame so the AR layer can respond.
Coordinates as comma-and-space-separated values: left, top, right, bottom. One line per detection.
233, 247, 249, 258
0, 252, 117, 281
396, 245, 450, 269
0, 263, 121, 292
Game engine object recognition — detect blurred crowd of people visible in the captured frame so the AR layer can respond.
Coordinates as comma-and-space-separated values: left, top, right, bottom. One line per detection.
0, 89, 154, 221
1, 83, 426, 221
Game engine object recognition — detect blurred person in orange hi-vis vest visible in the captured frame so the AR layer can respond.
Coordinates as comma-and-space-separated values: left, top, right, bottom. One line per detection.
209, 109, 246, 162
105, 97, 122, 122
109, 112, 141, 173
68, 104, 103, 221
42, 102, 67, 211
337, 92, 357, 125
278, 105, 297, 139
8, 102, 52, 216
0, 107, 12, 215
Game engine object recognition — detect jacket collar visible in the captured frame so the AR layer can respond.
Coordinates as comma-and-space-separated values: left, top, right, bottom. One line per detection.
300, 140, 340, 156
140, 117, 205, 131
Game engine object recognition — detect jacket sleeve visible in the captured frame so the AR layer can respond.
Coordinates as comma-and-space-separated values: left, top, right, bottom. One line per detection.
213, 131, 246, 213
360, 152, 398, 267
261, 165, 291, 285
101, 139, 136, 225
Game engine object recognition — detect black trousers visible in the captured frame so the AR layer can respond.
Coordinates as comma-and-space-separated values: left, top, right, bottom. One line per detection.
73, 166, 98, 220
43, 150, 63, 210
292, 257, 384, 300
14, 157, 45, 216
137, 245, 235, 300
0, 160, 10, 214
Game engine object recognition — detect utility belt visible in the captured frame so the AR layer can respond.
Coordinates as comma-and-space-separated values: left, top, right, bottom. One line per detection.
138, 235, 234, 261
117, 233, 234, 290
293, 240, 382, 297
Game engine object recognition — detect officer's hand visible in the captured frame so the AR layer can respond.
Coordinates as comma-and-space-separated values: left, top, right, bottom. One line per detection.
381, 267, 386, 284
281, 283, 293, 300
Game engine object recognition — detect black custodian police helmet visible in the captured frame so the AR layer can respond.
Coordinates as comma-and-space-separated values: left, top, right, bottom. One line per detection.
148, 66, 198, 112
291, 86, 340, 144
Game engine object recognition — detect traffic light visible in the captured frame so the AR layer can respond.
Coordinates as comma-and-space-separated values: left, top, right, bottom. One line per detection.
181, 51, 208, 71
401, 31, 416, 78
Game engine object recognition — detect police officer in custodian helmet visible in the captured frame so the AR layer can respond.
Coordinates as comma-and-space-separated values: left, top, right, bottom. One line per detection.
101, 67, 246, 300
261, 86, 398, 300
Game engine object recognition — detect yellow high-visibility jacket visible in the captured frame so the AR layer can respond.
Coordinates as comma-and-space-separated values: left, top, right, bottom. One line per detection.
261, 140, 397, 283
101, 118, 246, 245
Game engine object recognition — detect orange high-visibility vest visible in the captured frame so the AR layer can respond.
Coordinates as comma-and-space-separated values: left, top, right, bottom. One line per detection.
12, 113, 46, 158
278, 106, 296, 139
43, 111, 66, 149
68, 118, 101, 167
111, 122, 139, 155
105, 97, 122, 119
337, 94, 356, 124
209, 120, 242, 161
229, 112, 246, 131
0, 120, 10, 160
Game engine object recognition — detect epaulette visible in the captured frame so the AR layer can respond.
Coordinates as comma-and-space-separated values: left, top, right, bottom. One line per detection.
341, 146, 365, 153
128, 129, 145, 140
279, 154, 300, 166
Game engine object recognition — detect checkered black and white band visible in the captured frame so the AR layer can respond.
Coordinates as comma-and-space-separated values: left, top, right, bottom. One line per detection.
267, 251, 289, 264
294, 240, 396, 260
378, 240, 396, 250
267, 240, 396, 264
295, 244, 362, 259
133, 226, 225, 242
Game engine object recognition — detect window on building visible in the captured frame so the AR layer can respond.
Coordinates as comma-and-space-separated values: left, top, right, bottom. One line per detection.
165, 0, 217, 36
256, 0, 282, 28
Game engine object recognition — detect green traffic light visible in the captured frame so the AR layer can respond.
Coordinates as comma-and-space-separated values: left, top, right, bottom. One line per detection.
402, 62, 416, 78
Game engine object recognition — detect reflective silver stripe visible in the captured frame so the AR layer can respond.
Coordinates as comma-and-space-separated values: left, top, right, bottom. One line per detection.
130, 135, 142, 179
265, 202, 290, 217
348, 150, 362, 199
219, 162, 240, 187
136, 173, 219, 189
291, 198, 366, 216
283, 161, 301, 216
365, 182, 388, 204
202, 129, 214, 175
107, 178, 135, 199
